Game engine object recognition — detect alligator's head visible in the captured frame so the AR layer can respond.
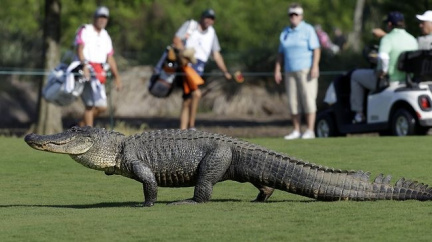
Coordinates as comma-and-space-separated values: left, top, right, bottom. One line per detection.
25, 126, 96, 154
25, 126, 125, 171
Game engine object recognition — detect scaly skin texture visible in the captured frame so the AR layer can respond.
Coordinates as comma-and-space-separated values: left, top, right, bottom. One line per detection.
24, 126, 432, 206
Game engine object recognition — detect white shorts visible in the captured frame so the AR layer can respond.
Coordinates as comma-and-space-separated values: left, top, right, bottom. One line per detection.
81, 81, 107, 107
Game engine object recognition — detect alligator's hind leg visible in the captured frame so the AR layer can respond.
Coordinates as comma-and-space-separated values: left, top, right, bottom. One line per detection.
169, 146, 232, 205
252, 184, 275, 202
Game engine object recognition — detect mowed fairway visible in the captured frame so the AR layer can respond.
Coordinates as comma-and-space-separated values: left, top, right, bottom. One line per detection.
1, 134, 432, 241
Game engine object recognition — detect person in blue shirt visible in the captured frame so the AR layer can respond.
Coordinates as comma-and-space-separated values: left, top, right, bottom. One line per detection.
274, 3, 321, 139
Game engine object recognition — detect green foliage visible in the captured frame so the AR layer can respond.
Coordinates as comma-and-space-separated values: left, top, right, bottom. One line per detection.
0, 0, 41, 34
2, 136, 432, 241
377, 0, 432, 37
0, 0, 43, 67
1, 0, 432, 69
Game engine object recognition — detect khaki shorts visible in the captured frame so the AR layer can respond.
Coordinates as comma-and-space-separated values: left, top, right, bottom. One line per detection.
284, 69, 318, 115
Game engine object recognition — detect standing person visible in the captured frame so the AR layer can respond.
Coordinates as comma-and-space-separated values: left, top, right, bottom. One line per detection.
75, 6, 122, 127
350, 12, 418, 123
315, 24, 339, 54
274, 3, 321, 140
172, 8, 232, 130
333, 27, 347, 51
416, 10, 432, 50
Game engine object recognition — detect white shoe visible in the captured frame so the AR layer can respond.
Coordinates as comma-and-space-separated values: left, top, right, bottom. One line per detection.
301, 130, 315, 139
284, 130, 301, 140
352, 113, 365, 123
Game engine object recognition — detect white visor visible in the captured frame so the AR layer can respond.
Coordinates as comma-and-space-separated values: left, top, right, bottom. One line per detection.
416, 10, 432, 22
288, 7, 303, 15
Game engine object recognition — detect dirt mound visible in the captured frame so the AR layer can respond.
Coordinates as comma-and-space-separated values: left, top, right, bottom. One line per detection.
1, 65, 292, 136
60, 65, 291, 120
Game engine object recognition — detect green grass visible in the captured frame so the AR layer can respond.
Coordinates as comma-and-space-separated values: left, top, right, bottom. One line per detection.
2, 136, 432, 241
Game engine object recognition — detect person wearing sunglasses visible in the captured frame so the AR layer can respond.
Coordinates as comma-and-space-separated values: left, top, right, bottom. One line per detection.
274, 3, 321, 139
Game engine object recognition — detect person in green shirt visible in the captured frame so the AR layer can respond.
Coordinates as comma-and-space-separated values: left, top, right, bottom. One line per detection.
416, 10, 432, 50
350, 11, 418, 123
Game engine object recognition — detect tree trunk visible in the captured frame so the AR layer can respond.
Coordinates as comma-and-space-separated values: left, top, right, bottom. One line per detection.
35, 0, 62, 134
348, 0, 365, 52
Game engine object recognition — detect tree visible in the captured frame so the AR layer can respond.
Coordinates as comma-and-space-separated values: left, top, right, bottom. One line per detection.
348, 0, 366, 52
35, 0, 62, 134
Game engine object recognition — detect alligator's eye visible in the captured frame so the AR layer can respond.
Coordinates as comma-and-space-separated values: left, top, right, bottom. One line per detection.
70, 126, 79, 132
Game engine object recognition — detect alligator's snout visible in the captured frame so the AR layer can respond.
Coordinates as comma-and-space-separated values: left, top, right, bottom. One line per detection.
24, 129, 95, 155
24, 133, 38, 143
24, 133, 49, 151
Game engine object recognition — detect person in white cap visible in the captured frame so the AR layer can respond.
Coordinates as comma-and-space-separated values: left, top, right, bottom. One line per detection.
274, 3, 321, 140
416, 10, 432, 50
172, 8, 232, 130
74, 6, 122, 127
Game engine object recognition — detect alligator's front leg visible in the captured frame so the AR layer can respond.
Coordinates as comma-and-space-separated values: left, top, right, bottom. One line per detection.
170, 146, 232, 205
130, 160, 158, 207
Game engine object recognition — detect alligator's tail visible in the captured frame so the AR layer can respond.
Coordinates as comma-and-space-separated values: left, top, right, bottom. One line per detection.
232, 144, 431, 201
279, 162, 432, 201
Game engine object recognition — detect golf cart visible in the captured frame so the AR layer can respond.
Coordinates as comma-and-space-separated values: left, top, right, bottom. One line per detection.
315, 49, 432, 137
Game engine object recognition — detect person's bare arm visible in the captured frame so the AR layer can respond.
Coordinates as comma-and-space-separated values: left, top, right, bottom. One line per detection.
274, 53, 283, 84
372, 28, 387, 38
172, 36, 184, 50
213, 51, 232, 80
107, 55, 122, 91
311, 48, 321, 79
77, 44, 90, 80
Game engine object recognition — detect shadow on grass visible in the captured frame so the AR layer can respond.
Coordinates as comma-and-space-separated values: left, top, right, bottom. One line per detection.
265, 199, 317, 203
0, 202, 141, 209
0, 198, 316, 209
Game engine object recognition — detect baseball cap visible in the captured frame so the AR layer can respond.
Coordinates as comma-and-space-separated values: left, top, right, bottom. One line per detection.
288, 6, 303, 15
383, 11, 404, 25
416, 10, 432, 22
201, 9, 216, 19
94, 6, 109, 18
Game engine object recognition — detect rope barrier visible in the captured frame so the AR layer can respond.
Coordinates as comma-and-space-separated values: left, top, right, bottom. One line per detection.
0, 69, 346, 77
0, 68, 346, 131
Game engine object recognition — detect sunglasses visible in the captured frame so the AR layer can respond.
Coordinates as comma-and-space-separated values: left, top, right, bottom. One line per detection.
289, 13, 299, 17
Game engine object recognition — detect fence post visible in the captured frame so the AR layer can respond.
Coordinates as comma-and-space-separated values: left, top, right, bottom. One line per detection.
107, 70, 114, 130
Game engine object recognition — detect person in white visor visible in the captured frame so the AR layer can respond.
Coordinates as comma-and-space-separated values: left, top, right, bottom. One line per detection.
274, 3, 321, 140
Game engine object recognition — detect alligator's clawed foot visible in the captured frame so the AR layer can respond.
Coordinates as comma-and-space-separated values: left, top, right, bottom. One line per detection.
167, 199, 198, 205
134, 201, 154, 207
134, 202, 154, 208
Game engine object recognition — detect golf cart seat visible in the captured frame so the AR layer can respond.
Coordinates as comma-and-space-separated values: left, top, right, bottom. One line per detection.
397, 49, 432, 88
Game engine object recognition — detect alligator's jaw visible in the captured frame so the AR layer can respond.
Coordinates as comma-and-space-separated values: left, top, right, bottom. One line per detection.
25, 132, 93, 155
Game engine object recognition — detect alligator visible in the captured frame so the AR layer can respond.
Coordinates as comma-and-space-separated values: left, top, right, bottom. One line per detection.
24, 126, 432, 206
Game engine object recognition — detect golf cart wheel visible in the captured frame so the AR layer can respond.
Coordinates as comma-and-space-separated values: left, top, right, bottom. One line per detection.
315, 113, 340, 138
391, 108, 416, 136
